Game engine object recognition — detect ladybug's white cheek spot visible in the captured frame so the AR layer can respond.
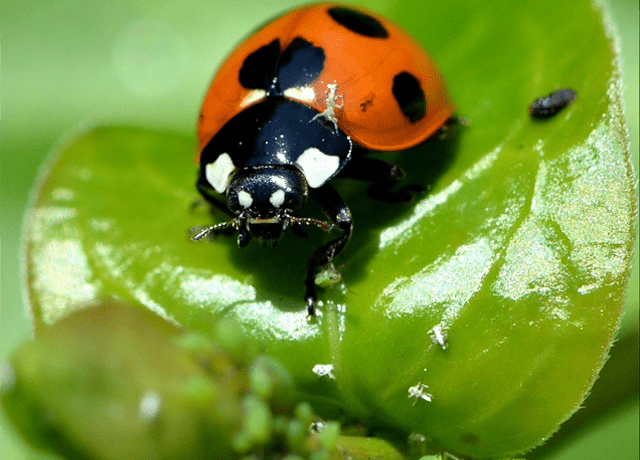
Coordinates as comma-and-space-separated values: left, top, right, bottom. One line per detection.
238, 190, 253, 208
296, 147, 340, 188
269, 189, 286, 208
206, 153, 235, 194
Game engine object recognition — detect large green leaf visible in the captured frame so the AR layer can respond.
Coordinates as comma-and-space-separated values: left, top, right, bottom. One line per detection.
16, 0, 636, 458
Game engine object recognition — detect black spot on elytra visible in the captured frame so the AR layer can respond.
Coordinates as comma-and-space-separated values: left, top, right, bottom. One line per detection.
277, 37, 325, 90
392, 72, 427, 123
328, 6, 388, 38
239, 38, 324, 94
239, 39, 281, 90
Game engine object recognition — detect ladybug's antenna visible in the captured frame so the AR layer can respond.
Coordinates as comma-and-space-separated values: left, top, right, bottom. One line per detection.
191, 215, 336, 244
191, 220, 237, 241
290, 216, 335, 232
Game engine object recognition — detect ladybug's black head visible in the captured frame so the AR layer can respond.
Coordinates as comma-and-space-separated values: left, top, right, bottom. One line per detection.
227, 165, 308, 240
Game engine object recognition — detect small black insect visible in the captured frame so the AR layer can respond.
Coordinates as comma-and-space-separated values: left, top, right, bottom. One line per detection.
529, 88, 577, 119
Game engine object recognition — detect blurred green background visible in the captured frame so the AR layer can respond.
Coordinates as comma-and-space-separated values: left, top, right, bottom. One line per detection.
2, 1, 637, 459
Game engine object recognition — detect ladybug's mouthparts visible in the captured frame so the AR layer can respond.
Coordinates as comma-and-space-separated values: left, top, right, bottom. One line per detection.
248, 217, 282, 225
248, 219, 287, 241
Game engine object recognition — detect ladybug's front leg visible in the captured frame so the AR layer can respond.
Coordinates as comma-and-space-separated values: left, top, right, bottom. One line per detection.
305, 184, 352, 316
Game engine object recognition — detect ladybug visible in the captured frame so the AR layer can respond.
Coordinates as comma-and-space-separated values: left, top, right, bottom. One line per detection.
193, 4, 454, 315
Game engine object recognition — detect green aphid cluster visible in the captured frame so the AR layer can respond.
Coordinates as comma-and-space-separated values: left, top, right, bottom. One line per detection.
1, 303, 339, 460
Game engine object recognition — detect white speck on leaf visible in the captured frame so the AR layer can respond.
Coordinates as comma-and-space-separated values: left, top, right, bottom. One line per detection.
312, 364, 335, 379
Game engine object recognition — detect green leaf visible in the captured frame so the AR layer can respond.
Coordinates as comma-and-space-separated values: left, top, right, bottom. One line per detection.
20, 1, 636, 459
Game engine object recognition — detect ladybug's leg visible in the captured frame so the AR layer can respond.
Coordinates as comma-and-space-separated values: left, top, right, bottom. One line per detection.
340, 157, 424, 203
305, 184, 353, 316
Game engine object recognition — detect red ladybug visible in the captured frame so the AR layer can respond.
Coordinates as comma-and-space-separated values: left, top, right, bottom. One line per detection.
194, 4, 455, 315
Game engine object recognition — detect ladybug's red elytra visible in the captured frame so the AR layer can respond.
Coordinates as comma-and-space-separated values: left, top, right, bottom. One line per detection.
193, 3, 455, 315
